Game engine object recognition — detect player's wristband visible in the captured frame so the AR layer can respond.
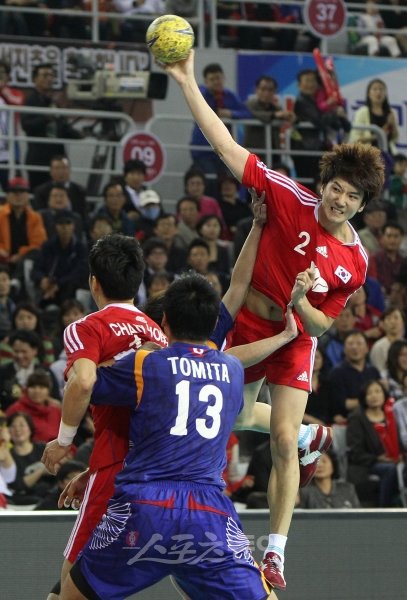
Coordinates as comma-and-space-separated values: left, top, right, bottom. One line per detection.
57, 422, 78, 447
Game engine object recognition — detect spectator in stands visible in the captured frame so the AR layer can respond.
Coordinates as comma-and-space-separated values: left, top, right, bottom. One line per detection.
0, 265, 15, 341
291, 69, 325, 184
0, 301, 56, 368
165, 0, 196, 16
389, 153, 407, 218
382, 0, 407, 56
347, 380, 406, 507
350, 79, 399, 156
314, 58, 351, 144
371, 222, 407, 296
0, 0, 47, 37
319, 304, 357, 370
113, 0, 165, 42
183, 167, 225, 225
216, 173, 252, 239
7, 412, 54, 506
21, 63, 82, 190
357, 200, 388, 256
176, 196, 200, 246
31, 209, 89, 308
190, 62, 251, 193
348, 285, 383, 348
303, 346, 330, 426
326, 330, 381, 424
32, 155, 87, 222
134, 189, 164, 242
6, 370, 61, 442
50, 298, 86, 396
47, 0, 90, 40
244, 75, 295, 162
297, 450, 360, 509
0, 417, 16, 509
122, 158, 147, 219
369, 307, 405, 373
0, 177, 47, 279
186, 238, 228, 290
92, 180, 135, 236
382, 339, 407, 401
153, 213, 187, 273
142, 236, 171, 291
88, 215, 113, 248
34, 459, 86, 510
196, 214, 231, 276
230, 437, 271, 509
355, 1, 401, 57
0, 330, 60, 411
38, 183, 84, 241
146, 271, 173, 300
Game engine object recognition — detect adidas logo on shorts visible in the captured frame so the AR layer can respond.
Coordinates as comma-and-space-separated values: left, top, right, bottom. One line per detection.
297, 371, 309, 382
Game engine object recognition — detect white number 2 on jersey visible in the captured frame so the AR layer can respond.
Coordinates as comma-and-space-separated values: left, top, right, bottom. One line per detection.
294, 231, 311, 255
170, 380, 223, 439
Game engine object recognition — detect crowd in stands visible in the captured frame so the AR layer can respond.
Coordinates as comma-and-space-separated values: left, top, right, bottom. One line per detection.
1, 9, 407, 511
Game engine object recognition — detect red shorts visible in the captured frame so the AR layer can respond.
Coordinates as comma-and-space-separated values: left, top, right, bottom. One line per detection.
64, 462, 122, 563
229, 306, 317, 391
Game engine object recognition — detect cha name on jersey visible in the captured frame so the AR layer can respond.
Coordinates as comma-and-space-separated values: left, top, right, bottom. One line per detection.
109, 321, 167, 345
167, 356, 231, 382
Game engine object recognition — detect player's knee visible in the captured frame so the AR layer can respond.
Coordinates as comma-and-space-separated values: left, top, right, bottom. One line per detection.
271, 429, 298, 461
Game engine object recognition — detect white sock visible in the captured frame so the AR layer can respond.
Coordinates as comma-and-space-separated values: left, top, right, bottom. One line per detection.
265, 534, 287, 561
297, 424, 312, 449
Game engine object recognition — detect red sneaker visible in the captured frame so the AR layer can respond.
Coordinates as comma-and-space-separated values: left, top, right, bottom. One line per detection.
299, 425, 333, 487
260, 551, 286, 590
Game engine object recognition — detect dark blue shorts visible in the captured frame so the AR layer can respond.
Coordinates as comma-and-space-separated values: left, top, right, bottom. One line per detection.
75, 481, 270, 600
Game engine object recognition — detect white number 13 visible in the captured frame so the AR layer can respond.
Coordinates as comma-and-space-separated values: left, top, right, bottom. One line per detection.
170, 380, 223, 439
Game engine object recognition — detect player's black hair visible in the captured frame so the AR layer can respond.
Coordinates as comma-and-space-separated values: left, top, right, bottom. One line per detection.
88, 233, 145, 300
142, 291, 166, 325
163, 274, 219, 341
319, 143, 385, 205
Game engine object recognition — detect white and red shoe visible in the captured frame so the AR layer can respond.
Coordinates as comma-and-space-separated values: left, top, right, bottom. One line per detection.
299, 424, 333, 487
260, 551, 286, 590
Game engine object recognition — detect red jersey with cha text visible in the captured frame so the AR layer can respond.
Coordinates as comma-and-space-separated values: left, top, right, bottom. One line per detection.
64, 303, 167, 472
242, 154, 368, 320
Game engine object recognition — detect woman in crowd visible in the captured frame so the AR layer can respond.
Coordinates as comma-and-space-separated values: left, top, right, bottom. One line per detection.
297, 450, 360, 509
196, 214, 231, 276
347, 379, 406, 507
7, 412, 54, 506
350, 79, 399, 156
382, 338, 407, 400
0, 301, 56, 367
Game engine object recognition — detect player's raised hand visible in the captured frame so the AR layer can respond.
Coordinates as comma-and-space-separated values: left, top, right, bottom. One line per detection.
249, 188, 266, 227
41, 438, 72, 475
163, 49, 195, 85
283, 304, 298, 340
58, 468, 90, 510
291, 261, 316, 305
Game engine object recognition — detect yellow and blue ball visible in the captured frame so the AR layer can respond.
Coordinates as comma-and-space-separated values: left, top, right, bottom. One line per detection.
146, 14, 194, 64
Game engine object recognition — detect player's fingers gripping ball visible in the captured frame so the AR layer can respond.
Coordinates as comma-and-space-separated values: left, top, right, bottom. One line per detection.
146, 14, 194, 64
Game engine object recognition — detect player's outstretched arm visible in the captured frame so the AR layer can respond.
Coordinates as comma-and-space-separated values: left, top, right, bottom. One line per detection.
290, 263, 334, 336
226, 305, 298, 367
42, 358, 97, 474
222, 189, 266, 319
165, 50, 249, 182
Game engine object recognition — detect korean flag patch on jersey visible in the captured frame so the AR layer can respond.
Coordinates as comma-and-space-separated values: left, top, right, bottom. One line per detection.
335, 265, 352, 284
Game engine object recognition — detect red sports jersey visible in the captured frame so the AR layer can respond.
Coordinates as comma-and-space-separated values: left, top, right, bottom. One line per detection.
242, 154, 368, 320
64, 303, 167, 472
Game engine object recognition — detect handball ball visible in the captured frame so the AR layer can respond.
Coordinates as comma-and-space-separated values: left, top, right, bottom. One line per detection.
146, 14, 194, 64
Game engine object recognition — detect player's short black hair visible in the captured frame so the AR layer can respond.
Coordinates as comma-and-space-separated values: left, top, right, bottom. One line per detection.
163, 274, 219, 341
319, 143, 385, 205
89, 233, 144, 300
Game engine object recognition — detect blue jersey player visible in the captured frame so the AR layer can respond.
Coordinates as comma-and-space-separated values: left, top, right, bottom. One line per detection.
60, 274, 283, 600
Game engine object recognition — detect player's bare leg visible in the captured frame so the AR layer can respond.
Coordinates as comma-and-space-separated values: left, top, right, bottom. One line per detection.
60, 573, 86, 600
261, 384, 308, 591
234, 379, 267, 431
